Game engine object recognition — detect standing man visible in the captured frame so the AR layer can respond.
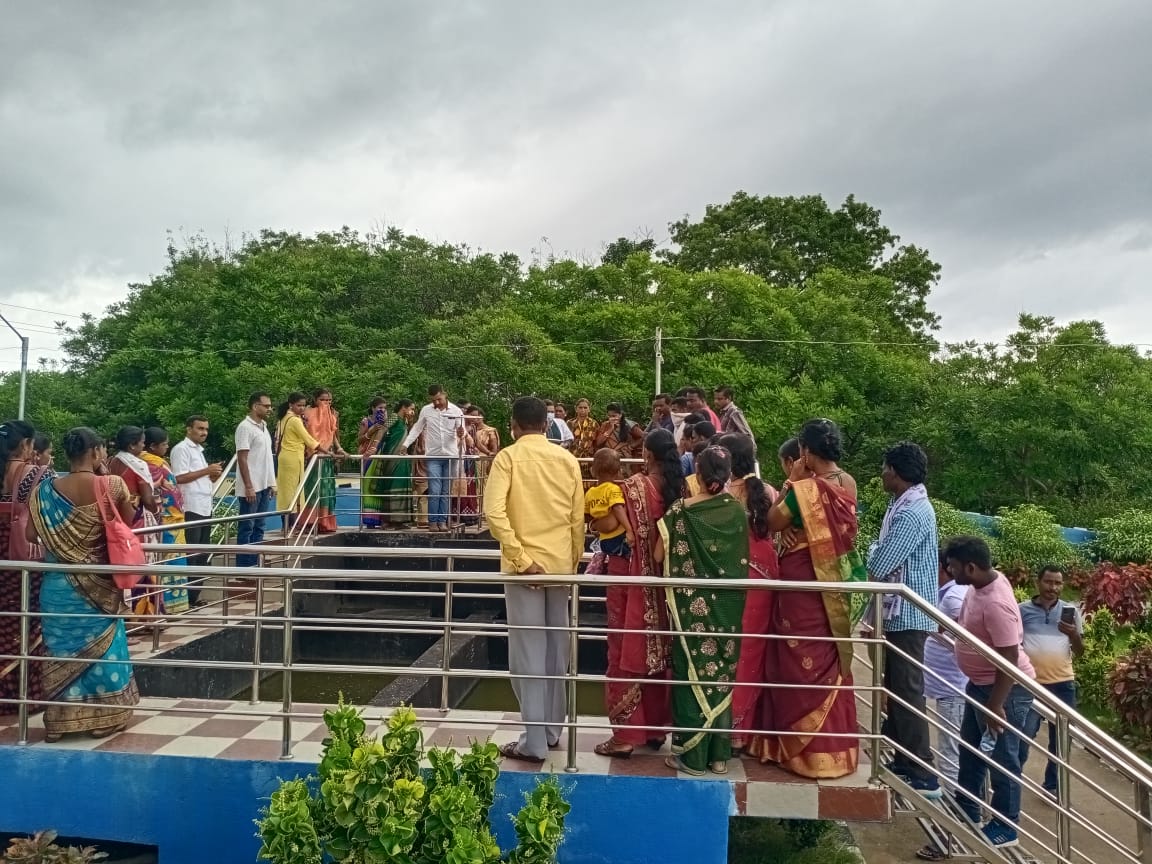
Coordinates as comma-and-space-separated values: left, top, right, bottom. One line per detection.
1020, 564, 1083, 796
713, 386, 755, 446
170, 415, 223, 604
402, 384, 464, 533
680, 386, 721, 428
235, 393, 276, 567
484, 396, 584, 763
946, 536, 1036, 850
646, 393, 675, 434
867, 441, 940, 797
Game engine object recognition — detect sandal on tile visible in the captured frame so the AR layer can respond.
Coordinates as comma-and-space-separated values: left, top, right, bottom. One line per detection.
45, 733, 63, 743
593, 739, 634, 759
710, 760, 729, 775
665, 755, 706, 776
498, 742, 545, 764
89, 723, 126, 740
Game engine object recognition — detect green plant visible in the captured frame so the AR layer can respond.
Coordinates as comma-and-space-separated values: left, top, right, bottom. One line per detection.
1082, 563, 1152, 626
1108, 641, 1152, 750
728, 819, 859, 864
507, 776, 571, 864
1076, 609, 1120, 709
255, 703, 569, 864
932, 498, 991, 547
1096, 509, 1152, 565
4, 832, 107, 864
994, 504, 1080, 584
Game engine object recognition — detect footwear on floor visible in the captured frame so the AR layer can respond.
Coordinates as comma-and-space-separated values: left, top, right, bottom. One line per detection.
914, 844, 948, 861
593, 739, 633, 759
665, 756, 705, 777
981, 820, 1019, 849
497, 742, 545, 764
908, 776, 943, 800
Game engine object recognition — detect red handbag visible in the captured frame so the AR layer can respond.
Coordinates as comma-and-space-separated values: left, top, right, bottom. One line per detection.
94, 475, 147, 590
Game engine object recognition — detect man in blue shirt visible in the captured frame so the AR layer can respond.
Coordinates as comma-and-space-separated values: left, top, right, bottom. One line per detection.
868, 441, 940, 797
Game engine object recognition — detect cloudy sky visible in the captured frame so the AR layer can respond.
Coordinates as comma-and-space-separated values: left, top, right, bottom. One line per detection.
2, 0, 1150, 372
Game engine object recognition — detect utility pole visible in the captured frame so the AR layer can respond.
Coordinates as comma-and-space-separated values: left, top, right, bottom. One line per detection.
0, 314, 29, 419
654, 327, 663, 396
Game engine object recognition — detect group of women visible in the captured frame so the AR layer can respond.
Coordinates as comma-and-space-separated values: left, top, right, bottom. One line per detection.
0, 422, 140, 740
591, 418, 865, 779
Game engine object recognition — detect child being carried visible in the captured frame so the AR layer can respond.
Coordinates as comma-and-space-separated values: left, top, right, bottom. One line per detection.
585, 448, 635, 558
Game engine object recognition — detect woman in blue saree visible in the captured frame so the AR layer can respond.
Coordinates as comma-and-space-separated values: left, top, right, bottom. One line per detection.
27, 427, 139, 740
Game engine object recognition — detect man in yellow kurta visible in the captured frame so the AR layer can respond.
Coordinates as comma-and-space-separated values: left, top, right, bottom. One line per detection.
483, 396, 585, 762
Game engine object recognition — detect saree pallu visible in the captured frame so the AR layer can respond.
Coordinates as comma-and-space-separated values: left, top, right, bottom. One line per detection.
143, 454, 189, 615
659, 494, 750, 773
731, 533, 779, 750
362, 418, 412, 526
604, 474, 671, 746
299, 457, 338, 533
29, 480, 138, 735
750, 477, 863, 779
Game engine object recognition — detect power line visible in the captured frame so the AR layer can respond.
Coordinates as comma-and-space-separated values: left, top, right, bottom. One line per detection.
0, 301, 85, 320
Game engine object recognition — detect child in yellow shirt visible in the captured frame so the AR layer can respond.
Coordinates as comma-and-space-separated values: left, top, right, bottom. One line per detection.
585, 448, 634, 558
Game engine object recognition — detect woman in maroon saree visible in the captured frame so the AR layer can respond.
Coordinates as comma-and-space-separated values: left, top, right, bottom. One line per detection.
594, 429, 684, 758
717, 433, 781, 753
750, 420, 865, 779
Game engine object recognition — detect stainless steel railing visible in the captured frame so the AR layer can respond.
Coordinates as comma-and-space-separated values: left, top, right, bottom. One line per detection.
1, 545, 1143, 864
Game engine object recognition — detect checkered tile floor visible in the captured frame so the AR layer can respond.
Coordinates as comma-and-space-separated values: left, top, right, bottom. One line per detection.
0, 696, 890, 821
125, 588, 281, 660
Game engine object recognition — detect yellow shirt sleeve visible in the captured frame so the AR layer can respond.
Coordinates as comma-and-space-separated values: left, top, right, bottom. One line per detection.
482, 449, 533, 573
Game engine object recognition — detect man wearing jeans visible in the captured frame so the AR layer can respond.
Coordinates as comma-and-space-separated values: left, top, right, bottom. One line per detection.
402, 384, 464, 532
1020, 564, 1083, 795
867, 442, 940, 797
947, 536, 1036, 850
484, 396, 584, 763
234, 393, 276, 567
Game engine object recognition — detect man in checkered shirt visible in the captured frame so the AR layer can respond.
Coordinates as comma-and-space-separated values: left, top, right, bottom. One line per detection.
868, 442, 941, 798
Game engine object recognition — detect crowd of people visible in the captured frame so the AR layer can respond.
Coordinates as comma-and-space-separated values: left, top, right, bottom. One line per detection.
0, 382, 1083, 851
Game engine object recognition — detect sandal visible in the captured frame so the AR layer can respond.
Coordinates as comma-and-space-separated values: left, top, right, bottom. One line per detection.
45, 733, 63, 743
665, 755, 706, 777
915, 845, 949, 861
593, 739, 634, 759
710, 760, 729, 775
498, 742, 545, 764
89, 723, 126, 740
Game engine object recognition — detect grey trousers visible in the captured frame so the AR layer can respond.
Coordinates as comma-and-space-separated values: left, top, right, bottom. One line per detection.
505, 584, 571, 759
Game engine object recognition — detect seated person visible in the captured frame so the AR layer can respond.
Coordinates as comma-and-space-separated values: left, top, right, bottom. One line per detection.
585, 448, 634, 557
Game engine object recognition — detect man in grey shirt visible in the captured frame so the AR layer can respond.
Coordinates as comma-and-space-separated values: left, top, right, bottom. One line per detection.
713, 386, 754, 448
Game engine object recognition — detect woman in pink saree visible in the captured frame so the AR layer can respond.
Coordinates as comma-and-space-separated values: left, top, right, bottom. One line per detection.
593, 429, 685, 758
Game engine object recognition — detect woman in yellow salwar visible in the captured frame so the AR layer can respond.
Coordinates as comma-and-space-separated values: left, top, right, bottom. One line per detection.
300, 388, 345, 533
750, 420, 864, 779
276, 392, 326, 529
655, 445, 751, 777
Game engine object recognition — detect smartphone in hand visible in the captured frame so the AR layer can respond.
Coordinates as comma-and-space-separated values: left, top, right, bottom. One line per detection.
1060, 606, 1076, 625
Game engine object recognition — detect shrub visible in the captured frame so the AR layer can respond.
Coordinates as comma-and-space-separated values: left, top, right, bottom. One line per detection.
1095, 509, 1152, 565
994, 504, 1080, 585
933, 498, 990, 547
1108, 642, 1152, 749
1076, 609, 1120, 709
1081, 562, 1152, 627
4, 832, 106, 864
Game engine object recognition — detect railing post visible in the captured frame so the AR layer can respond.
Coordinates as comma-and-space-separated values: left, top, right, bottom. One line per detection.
151, 588, 162, 651
16, 568, 30, 745
870, 592, 885, 785
440, 558, 454, 713
565, 583, 580, 774
280, 576, 294, 760
250, 577, 265, 703
1138, 780, 1152, 864
221, 518, 232, 623
1055, 713, 1073, 863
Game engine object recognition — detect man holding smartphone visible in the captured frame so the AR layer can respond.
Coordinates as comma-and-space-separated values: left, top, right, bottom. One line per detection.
1019, 564, 1084, 796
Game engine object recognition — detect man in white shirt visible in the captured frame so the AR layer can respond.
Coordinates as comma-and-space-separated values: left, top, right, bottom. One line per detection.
169, 415, 223, 603
401, 384, 464, 532
235, 392, 276, 566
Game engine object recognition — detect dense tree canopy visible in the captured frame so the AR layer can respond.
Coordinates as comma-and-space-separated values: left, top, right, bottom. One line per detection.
2, 192, 1148, 526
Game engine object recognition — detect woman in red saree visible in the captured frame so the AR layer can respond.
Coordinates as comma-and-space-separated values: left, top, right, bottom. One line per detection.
301, 388, 347, 534
717, 433, 780, 753
751, 419, 865, 779
593, 428, 685, 758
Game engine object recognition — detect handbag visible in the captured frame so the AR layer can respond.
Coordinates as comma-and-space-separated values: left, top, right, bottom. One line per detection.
94, 475, 147, 590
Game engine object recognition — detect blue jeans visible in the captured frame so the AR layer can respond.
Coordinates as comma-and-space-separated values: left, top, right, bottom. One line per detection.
236, 487, 273, 567
426, 458, 450, 526
955, 682, 1034, 826
1022, 680, 1077, 792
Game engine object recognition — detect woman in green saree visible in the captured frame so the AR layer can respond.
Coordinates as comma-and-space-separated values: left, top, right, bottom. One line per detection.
361, 400, 416, 526
655, 445, 751, 776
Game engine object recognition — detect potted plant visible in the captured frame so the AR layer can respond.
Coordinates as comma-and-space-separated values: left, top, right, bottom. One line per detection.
4, 831, 107, 864
256, 700, 571, 864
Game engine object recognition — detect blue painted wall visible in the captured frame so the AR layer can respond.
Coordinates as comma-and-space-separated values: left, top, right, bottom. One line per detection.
0, 747, 733, 864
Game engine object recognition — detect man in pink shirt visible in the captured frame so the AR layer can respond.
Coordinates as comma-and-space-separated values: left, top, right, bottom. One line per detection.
945, 536, 1036, 850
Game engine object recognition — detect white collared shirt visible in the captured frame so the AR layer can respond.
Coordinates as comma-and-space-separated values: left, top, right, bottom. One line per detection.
170, 437, 213, 516
403, 402, 464, 457
235, 416, 276, 494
